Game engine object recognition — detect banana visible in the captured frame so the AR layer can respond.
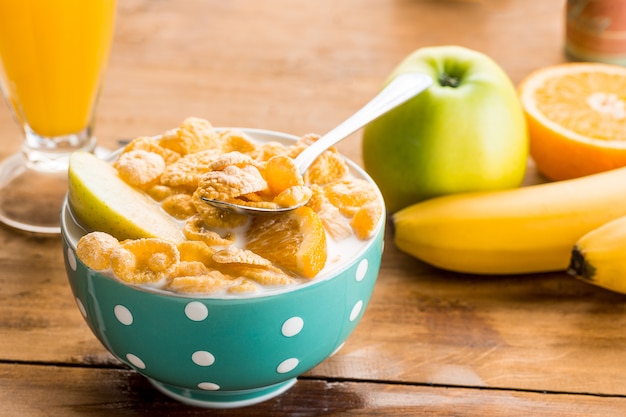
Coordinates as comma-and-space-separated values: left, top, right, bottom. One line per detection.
568, 216, 626, 294
392, 166, 626, 275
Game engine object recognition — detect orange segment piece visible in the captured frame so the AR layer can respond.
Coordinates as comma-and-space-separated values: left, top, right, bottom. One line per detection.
246, 206, 327, 278
350, 202, 383, 240
264, 154, 304, 195
518, 62, 626, 181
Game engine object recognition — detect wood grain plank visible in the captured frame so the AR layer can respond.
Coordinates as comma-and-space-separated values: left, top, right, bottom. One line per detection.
2, 362, 625, 417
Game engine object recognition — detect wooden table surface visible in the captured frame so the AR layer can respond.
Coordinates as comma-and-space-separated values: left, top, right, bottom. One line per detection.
3, 0, 626, 415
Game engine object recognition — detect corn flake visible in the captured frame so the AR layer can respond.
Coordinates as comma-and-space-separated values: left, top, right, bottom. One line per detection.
176, 240, 217, 266
227, 279, 260, 294
196, 165, 267, 201
218, 129, 258, 154
76, 232, 120, 270
122, 136, 181, 165
160, 149, 223, 188
208, 151, 258, 171
211, 246, 294, 287
222, 264, 295, 286
161, 193, 197, 220
192, 195, 249, 229
167, 270, 237, 294
114, 150, 165, 189
110, 238, 180, 284
183, 214, 235, 246
273, 185, 313, 208
250, 141, 291, 161
170, 261, 211, 278
212, 246, 273, 268
295, 133, 320, 147
159, 117, 219, 155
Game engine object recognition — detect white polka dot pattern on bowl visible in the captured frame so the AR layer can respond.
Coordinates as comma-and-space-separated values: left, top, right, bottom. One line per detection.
192, 350, 215, 367
185, 301, 208, 321
350, 258, 368, 322
198, 382, 220, 391
114, 305, 133, 325
75, 297, 87, 318
356, 259, 368, 282
349, 300, 363, 322
281, 316, 304, 337
277, 358, 299, 374
126, 353, 146, 369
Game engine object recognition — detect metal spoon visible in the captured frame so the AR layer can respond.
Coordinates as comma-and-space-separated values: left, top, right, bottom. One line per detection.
202, 72, 433, 215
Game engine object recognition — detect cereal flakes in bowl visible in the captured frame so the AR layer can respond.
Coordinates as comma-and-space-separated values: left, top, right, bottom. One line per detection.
61, 118, 385, 408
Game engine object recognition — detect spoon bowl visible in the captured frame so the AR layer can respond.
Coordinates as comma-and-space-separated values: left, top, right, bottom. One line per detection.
202, 72, 433, 215
200, 197, 308, 216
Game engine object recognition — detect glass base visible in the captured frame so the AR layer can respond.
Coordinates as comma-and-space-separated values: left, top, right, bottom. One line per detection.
0, 153, 66, 235
0, 147, 112, 236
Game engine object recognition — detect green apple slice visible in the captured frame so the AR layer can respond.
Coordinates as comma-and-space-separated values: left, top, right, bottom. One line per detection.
68, 151, 184, 242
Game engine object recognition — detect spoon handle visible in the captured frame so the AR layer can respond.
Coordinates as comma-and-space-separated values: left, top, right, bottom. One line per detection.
294, 72, 433, 175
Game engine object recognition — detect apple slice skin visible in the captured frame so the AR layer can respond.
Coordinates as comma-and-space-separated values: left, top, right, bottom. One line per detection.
68, 151, 184, 242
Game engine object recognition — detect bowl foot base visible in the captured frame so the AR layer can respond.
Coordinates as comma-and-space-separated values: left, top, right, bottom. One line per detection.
148, 377, 297, 408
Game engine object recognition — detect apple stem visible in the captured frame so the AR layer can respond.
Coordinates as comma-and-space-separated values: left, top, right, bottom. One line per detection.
439, 73, 460, 88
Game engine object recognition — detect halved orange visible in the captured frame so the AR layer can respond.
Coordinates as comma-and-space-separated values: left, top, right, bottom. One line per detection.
518, 63, 626, 181
246, 206, 327, 278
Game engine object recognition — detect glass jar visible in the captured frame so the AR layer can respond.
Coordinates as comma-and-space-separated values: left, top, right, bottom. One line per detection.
565, 0, 626, 65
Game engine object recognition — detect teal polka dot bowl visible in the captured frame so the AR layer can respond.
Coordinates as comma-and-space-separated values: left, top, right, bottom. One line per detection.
60, 129, 385, 409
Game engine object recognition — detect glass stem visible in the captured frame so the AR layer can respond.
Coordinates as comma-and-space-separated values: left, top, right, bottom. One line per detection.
21, 126, 96, 173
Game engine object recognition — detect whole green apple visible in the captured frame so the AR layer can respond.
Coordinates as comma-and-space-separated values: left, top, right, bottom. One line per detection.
362, 45, 528, 213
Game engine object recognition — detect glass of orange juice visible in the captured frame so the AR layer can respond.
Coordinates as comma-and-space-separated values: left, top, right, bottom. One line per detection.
0, 0, 116, 235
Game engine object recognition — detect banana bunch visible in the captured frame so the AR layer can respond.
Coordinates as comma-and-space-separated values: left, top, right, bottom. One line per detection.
393, 166, 626, 275
568, 216, 626, 294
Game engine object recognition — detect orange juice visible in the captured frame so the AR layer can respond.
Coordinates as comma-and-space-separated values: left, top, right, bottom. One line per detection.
0, 0, 116, 137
